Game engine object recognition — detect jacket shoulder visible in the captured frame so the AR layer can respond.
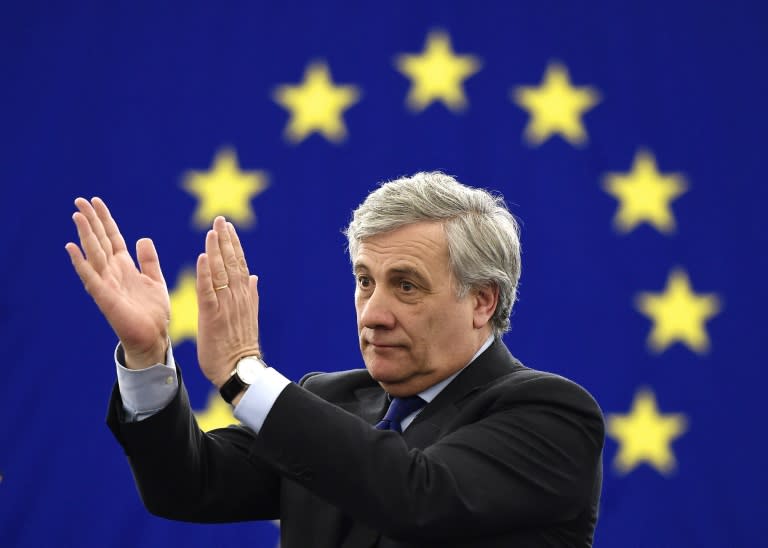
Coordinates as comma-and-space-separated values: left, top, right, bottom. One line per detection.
299, 369, 378, 399
484, 366, 603, 422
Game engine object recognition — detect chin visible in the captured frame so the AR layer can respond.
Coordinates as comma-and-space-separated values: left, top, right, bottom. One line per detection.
363, 355, 410, 384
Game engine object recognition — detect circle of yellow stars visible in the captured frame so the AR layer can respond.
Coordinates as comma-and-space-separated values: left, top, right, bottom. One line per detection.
159, 30, 724, 473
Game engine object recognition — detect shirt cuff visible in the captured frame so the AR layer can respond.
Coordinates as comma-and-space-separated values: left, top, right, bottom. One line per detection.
233, 367, 291, 433
115, 342, 178, 422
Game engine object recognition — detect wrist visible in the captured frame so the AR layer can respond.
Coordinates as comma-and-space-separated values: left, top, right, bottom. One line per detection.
122, 339, 168, 370
230, 389, 247, 407
213, 348, 262, 388
219, 355, 267, 404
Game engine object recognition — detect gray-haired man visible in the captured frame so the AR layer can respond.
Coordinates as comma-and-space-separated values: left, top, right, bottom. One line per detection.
67, 172, 603, 547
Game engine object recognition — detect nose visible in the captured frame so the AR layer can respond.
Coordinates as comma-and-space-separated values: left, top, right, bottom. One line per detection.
358, 286, 396, 331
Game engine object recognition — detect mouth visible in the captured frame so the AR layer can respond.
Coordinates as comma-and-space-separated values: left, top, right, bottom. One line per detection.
365, 341, 404, 350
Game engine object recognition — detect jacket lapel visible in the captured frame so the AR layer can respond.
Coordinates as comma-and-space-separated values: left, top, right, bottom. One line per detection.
333, 382, 389, 426
403, 340, 524, 448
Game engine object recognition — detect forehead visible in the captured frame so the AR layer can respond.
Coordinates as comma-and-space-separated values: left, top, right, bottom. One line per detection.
353, 221, 449, 272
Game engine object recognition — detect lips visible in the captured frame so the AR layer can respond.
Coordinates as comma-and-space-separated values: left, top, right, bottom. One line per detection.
365, 340, 404, 349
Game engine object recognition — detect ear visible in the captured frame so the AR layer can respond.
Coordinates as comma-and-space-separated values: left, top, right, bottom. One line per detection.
472, 284, 499, 329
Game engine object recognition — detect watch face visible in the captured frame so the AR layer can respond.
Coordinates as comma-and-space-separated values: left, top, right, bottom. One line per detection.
236, 357, 265, 384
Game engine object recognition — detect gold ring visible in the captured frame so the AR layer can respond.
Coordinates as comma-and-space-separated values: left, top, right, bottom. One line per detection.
214, 284, 229, 291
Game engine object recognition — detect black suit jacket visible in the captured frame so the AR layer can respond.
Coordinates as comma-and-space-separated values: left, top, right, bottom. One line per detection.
107, 340, 604, 547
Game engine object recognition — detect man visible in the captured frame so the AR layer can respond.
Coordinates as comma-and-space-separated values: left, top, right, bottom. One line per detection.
66, 171, 604, 547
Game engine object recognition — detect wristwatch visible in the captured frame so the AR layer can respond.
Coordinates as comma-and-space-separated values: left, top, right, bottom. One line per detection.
219, 356, 267, 404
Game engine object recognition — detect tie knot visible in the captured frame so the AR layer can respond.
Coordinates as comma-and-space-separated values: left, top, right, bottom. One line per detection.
376, 395, 427, 433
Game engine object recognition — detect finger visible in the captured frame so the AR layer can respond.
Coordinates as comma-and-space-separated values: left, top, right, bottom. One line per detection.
92, 197, 128, 254
65, 241, 104, 297
249, 275, 259, 315
205, 228, 229, 291
75, 197, 113, 260
214, 216, 244, 288
196, 253, 219, 311
136, 238, 165, 285
227, 222, 249, 276
72, 210, 108, 274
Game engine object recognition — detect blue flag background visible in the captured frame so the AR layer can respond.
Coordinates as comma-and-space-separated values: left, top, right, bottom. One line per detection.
2, 2, 766, 546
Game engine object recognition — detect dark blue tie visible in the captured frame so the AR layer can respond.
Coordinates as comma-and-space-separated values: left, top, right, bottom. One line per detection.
375, 395, 427, 433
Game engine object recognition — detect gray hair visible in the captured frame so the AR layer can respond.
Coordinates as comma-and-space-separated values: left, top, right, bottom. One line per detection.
344, 171, 521, 336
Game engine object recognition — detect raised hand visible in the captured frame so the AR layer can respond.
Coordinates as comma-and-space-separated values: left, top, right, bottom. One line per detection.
65, 197, 170, 369
195, 216, 260, 387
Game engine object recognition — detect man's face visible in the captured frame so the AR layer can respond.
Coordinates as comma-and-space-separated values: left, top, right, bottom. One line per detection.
354, 221, 490, 396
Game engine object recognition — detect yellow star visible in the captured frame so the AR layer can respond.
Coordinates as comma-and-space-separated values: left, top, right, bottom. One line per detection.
194, 389, 239, 432
512, 62, 600, 146
603, 150, 688, 234
636, 269, 721, 354
273, 61, 360, 143
183, 147, 268, 229
607, 388, 687, 475
395, 30, 481, 112
168, 269, 198, 345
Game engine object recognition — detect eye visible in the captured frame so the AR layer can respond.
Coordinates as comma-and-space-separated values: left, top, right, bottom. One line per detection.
357, 275, 372, 289
399, 280, 415, 292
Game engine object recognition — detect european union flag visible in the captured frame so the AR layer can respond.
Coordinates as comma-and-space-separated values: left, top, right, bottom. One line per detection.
1, 2, 766, 546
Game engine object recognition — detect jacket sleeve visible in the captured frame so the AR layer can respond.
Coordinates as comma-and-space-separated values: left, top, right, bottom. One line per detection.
106, 367, 281, 523
249, 373, 604, 542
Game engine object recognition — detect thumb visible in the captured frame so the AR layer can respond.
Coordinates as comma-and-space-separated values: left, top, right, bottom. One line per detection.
136, 238, 166, 285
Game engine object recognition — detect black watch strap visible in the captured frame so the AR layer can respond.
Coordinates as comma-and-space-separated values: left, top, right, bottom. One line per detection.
219, 373, 247, 404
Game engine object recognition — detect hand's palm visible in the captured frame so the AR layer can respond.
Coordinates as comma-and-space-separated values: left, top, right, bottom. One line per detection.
95, 250, 170, 351
67, 197, 171, 365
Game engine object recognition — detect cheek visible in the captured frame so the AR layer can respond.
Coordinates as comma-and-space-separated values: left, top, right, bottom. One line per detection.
354, 296, 364, 327
429, 301, 473, 339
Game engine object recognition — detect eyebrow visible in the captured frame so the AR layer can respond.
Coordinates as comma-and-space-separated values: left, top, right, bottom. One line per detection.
389, 267, 429, 285
354, 263, 431, 286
